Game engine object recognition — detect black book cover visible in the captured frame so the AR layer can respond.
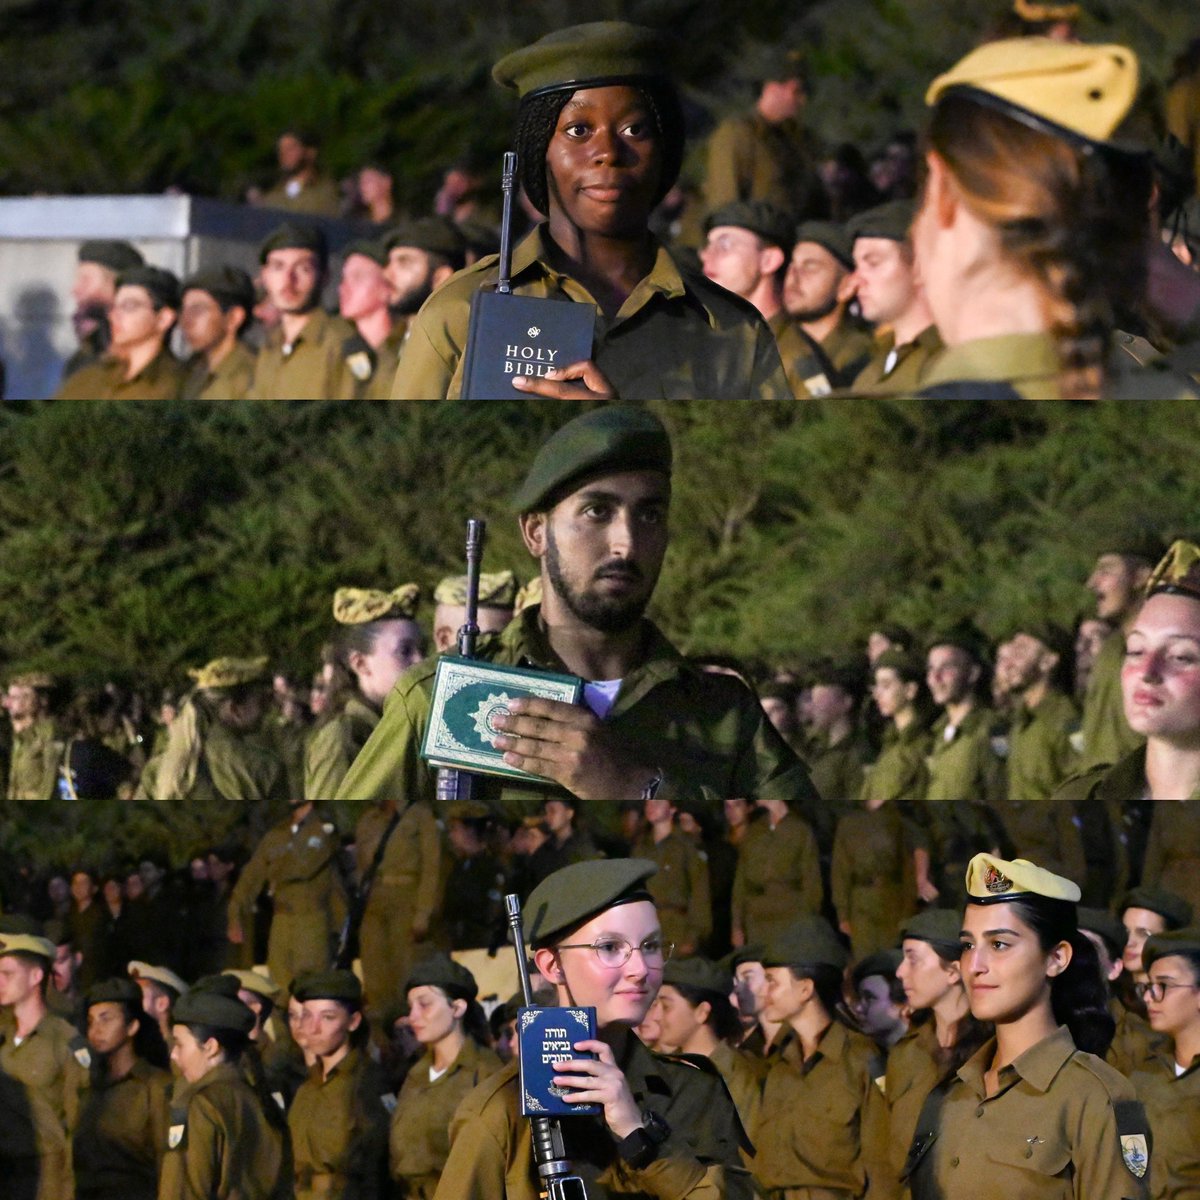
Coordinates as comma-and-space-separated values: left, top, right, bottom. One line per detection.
461, 291, 596, 400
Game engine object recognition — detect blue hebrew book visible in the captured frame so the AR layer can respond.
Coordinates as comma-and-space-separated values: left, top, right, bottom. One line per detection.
517, 1005, 601, 1117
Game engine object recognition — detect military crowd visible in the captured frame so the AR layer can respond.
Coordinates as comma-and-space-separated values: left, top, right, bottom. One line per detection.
33, 6, 1200, 400
0, 404, 1198, 1196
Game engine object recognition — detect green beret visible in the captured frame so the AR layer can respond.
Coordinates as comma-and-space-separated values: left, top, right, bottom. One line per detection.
259, 221, 328, 266
116, 266, 181, 312
925, 625, 988, 663
721, 943, 767, 973
762, 917, 848, 971
1142, 926, 1200, 973
79, 239, 144, 273
900, 908, 963, 957
965, 853, 1081, 904
873, 648, 923, 682
846, 199, 915, 245
1146, 539, 1200, 604
1121, 886, 1194, 930
740, 46, 808, 87
456, 216, 500, 260
1102, 533, 1168, 567
512, 406, 672, 514
341, 239, 389, 268
806, 658, 864, 698
292, 969, 363, 1005
493, 21, 673, 100
794, 220, 854, 271
332, 583, 420, 624
927, 37, 1138, 150
182, 265, 256, 314
405, 953, 478, 1000
383, 217, 467, 265
434, 570, 519, 609
662, 956, 730, 997
703, 200, 794, 251
1077, 907, 1128, 958
525, 858, 658, 948
172, 974, 255, 1034
86, 977, 144, 1009
851, 948, 903, 987
187, 655, 269, 691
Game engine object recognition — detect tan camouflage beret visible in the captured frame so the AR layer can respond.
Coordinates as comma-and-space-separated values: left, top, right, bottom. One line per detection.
332, 583, 420, 625
0, 933, 56, 960
9, 671, 54, 690
222, 968, 282, 1001
128, 960, 188, 995
1013, 0, 1081, 22
434, 570, 519, 609
187, 655, 270, 691
1146, 539, 1200, 603
965, 853, 1081, 904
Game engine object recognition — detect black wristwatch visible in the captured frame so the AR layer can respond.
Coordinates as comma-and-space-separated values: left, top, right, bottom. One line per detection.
616, 1109, 671, 1169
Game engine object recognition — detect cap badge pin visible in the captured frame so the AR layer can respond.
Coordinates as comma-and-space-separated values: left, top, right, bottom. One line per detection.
984, 864, 1013, 894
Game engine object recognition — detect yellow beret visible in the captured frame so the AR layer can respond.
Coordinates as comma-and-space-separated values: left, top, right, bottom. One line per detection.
128, 960, 188, 995
187, 655, 269, 691
492, 21, 672, 100
927, 37, 1138, 148
1013, 0, 1081, 22
446, 801, 492, 822
433, 570, 519, 609
965, 853, 1081, 904
0, 933, 55, 960
222, 968, 281, 1001
332, 583, 420, 625
514, 576, 543, 614
1145, 539, 1200, 603
8, 671, 54, 690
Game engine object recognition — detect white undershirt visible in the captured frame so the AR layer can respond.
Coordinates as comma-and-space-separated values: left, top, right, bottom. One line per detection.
583, 679, 622, 719
429, 1064, 448, 1083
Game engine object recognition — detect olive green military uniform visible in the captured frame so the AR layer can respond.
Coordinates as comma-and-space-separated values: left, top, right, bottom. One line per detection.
861, 722, 930, 805
831, 803, 924, 957
433, 1033, 753, 1200
248, 308, 361, 400
1130, 1048, 1200, 1200
54, 350, 186, 400
905, 1026, 1150, 1200
229, 807, 347, 988
807, 732, 869, 815
1106, 999, 1165, 1080
879, 1021, 944, 1200
820, 320, 874, 386
1142, 795, 1200, 918
263, 712, 308, 807
917, 333, 1061, 398
6, 717, 62, 802
1166, 66, 1200, 200
751, 1019, 889, 1197
289, 1046, 391, 1200
701, 110, 823, 226
769, 311, 834, 398
708, 1040, 766, 1137
632, 830, 711, 954
363, 322, 408, 400
730, 811, 822, 946
260, 174, 341, 217
74, 1058, 171, 1200
180, 342, 257, 400
158, 1061, 285, 1199
389, 1038, 503, 1198
848, 326, 944, 396
0, 1010, 89, 1200
355, 801, 443, 1020
303, 694, 380, 828
390, 225, 791, 399
1079, 632, 1142, 772
336, 605, 818, 819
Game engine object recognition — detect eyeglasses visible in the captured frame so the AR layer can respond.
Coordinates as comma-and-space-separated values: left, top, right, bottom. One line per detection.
1136, 980, 1200, 1002
556, 937, 673, 968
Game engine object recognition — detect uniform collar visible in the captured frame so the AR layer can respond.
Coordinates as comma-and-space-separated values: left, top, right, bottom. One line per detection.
959, 1026, 1075, 1097
921, 333, 1060, 395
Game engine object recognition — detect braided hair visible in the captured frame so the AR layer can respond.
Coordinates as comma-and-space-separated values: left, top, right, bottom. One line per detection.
514, 79, 685, 218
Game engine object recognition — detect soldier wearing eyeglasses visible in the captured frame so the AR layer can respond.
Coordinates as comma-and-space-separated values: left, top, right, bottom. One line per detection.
434, 857, 753, 1199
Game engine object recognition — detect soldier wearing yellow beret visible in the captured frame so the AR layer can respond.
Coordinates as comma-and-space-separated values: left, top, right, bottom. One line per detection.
391, 21, 791, 399
432, 570, 518, 654
906, 854, 1152, 1200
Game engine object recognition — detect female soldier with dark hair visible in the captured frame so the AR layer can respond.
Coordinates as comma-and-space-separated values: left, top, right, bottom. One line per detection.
905, 854, 1151, 1200
391, 21, 791, 400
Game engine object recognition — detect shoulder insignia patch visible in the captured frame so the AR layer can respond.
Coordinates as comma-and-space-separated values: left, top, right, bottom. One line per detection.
347, 350, 373, 382
381, 1091, 398, 1114
1121, 1134, 1148, 1178
875, 1073, 887, 1095
307, 835, 324, 849
73, 1045, 92, 1069
804, 372, 833, 396
168, 1122, 186, 1150
272, 1091, 286, 1110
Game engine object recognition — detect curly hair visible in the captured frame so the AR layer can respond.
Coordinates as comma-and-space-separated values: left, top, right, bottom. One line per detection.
928, 94, 1152, 400
514, 79, 685, 218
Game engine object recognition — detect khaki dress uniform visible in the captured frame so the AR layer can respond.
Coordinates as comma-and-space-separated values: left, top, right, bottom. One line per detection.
248, 309, 361, 400
0, 1010, 90, 1200
879, 1021, 944, 1200
1079, 633, 1142, 772
303, 694, 380, 828
388, 1038, 503, 1198
750, 1019, 889, 1198
633, 830, 712, 954
731, 811, 823, 946
847, 326, 944, 396
905, 1027, 1151, 1200
1142, 794, 1200, 919
1106, 999, 1165, 1080
820, 321, 874, 386
916, 333, 1062, 398
335, 605, 818, 819
389, 225, 791, 400
708, 1040, 766, 1137
363, 322, 407, 400
228, 807, 347, 988
807, 733, 869, 819
1130, 1048, 1200, 1200
260, 174, 341, 217
354, 802, 443, 1019
158, 1061, 284, 1199
433, 1034, 753, 1200
861, 722, 930, 805
74, 1058, 172, 1200
53, 350, 186, 400
288, 1046, 391, 1200
6, 717, 62, 802
180, 342, 256, 400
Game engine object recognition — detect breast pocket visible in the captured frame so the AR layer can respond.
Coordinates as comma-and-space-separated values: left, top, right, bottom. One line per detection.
985, 1136, 1073, 1198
